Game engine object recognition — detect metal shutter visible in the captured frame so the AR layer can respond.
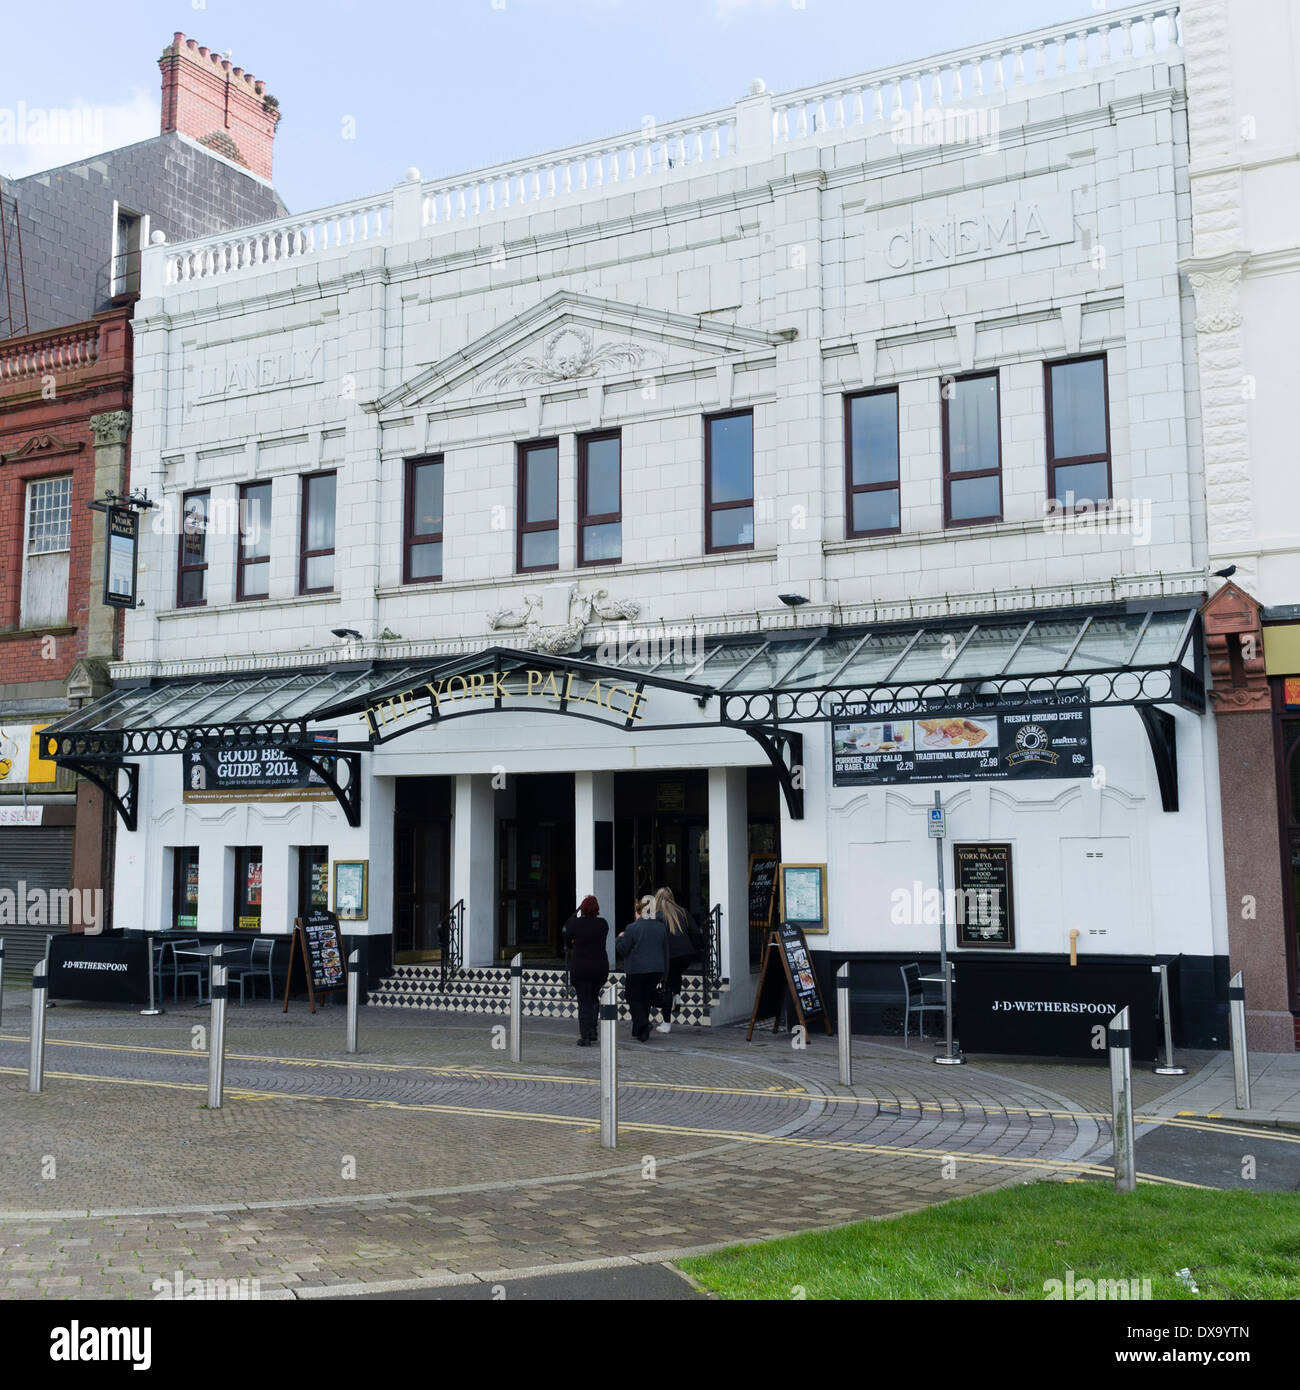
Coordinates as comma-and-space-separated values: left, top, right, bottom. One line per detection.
0, 826, 75, 971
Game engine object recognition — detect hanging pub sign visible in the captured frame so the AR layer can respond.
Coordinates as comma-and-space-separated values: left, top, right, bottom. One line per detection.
104, 506, 139, 609
952, 843, 1015, 948
182, 734, 336, 804
831, 690, 1092, 787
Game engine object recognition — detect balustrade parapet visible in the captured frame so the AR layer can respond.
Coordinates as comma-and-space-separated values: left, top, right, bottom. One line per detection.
141, 1, 1179, 294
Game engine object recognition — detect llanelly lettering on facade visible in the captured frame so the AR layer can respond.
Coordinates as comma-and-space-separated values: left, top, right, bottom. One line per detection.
44, 4, 1273, 1046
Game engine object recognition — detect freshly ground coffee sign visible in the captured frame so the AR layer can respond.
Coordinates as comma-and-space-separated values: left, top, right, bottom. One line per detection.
362, 666, 650, 737
831, 691, 1092, 786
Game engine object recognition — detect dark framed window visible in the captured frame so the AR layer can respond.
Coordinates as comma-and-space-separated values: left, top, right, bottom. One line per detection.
578, 430, 621, 566
943, 372, 1002, 527
177, 490, 209, 607
404, 456, 444, 583
234, 845, 264, 931
517, 440, 559, 573
1045, 354, 1111, 509
845, 389, 901, 538
237, 481, 272, 601
705, 410, 754, 553
172, 847, 199, 929
299, 472, 336, 594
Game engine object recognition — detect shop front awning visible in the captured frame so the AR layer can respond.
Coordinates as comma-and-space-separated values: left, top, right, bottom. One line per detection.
41, 600, 1203, 828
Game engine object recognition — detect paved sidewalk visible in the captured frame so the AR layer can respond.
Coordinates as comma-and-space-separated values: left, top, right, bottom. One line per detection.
1141, 1049, 1300, 1129
0, 995, 1292, 1299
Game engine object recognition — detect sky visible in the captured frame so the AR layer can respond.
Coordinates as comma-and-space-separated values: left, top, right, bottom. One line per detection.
2, 0, 1104, 212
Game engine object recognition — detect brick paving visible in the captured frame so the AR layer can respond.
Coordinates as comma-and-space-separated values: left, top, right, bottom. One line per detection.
0, 998, 1217, 1299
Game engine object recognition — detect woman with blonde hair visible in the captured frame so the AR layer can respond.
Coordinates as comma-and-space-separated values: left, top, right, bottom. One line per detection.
652, 886, 702, 1034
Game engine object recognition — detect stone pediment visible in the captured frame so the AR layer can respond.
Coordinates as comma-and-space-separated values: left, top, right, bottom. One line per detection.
369, 291, 793, 415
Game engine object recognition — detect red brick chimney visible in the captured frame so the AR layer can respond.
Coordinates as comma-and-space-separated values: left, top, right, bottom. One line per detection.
158, 33, 281, 181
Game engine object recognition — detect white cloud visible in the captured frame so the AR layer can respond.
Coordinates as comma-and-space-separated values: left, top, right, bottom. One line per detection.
0, 88, 159, 179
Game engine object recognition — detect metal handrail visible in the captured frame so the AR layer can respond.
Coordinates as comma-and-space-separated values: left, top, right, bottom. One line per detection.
705, 903, 723, 997
438, 899, 465, 988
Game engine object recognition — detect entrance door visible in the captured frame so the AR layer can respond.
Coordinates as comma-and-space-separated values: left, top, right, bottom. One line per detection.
497, 772, 575, 960
393, 777, 452, 964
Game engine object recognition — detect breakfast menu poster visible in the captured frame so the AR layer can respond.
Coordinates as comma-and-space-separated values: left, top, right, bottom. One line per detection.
830, 692, 1092, 786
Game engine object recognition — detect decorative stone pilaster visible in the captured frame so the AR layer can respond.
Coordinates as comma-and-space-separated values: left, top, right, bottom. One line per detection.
1181, 253, 1256, 591
87, 410, 131, 659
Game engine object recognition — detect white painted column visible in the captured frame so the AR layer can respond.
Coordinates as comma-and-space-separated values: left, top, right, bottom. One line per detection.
708, 765, 751, 1023
575, 771, 616, 966
366, 772, 395, 943
261, 841, 294, 936
453, 774, 497, 966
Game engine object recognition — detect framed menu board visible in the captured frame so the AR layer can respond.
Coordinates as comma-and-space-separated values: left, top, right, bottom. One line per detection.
779, 863, 828, 935
952, 843, 1015, 948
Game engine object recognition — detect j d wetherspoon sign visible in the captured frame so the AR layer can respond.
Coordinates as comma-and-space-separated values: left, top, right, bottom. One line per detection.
831, 691, 1092, 787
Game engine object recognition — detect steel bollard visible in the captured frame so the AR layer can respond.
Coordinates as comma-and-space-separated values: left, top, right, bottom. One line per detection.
28, 956, 47, 1093
836, 962, 852, 1086
599, 980, 618, 1148
141, 933, 164, 1017
509, 952, 523, 1064
1228, 970, 1250, 1110
1108, 1006, 1136, 1193
207, 956, 227, 1110
1151, 962, 1185, 1076
346, 950, 360, 1054
934, 959, 965, 1065
0, 936, 5, 1029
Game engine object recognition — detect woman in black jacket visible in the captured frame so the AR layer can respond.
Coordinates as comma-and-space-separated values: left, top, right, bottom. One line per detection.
615, 899, 670, 1042
561, 896, 609, 1046
653, 886, 701, 1034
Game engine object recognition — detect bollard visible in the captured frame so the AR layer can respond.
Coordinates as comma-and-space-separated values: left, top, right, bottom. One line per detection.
1151, 962, 1185, 1076
836, 962, 852, 1086
934, 959, 965, 1065
0, 936, 5, 1029
599, 980, 618, 1148
1108, 1005, 1136, 1193
141, 933, 164, 1017
1228, 970, 1250, 1110
28, 956, 47, 1093
207, 955, 227, 1110
346, 950, 360, 1054
509, 952, 523, 1064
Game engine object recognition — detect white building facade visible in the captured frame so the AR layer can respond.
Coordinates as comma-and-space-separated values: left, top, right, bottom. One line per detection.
47, 3, 1240, 1047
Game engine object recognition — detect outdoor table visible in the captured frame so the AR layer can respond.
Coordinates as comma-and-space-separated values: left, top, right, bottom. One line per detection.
173, 943, 250, 1005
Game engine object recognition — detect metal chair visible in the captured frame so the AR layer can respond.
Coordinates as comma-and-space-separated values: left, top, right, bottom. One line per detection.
899, 963, 945, 1047
225, 938, 275, 1003
170, 943, 205, 1002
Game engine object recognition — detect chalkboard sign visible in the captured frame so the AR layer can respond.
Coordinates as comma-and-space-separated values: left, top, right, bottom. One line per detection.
748, 855, 778, 932
746, 923, 831, 1040
282, 910, 346, 1013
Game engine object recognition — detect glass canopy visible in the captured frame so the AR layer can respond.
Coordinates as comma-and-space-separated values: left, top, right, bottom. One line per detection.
43, 604, 1202, 754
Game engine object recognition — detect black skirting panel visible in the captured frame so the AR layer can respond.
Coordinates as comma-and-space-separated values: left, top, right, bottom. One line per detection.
811, 950, 1232, 1054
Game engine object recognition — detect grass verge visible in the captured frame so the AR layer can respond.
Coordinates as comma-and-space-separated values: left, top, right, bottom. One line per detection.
678, 1181, 1300, 1300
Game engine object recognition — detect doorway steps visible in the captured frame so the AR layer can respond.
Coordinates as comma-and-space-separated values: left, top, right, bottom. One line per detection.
368, 964, 725, 1027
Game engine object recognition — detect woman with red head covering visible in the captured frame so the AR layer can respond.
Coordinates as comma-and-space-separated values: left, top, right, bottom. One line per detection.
561, 895, 610, 1047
